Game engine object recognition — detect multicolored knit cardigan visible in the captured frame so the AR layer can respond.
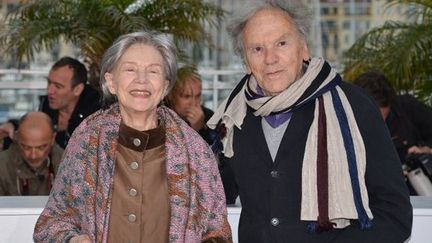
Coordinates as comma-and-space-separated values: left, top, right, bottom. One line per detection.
33, 103, 232, 243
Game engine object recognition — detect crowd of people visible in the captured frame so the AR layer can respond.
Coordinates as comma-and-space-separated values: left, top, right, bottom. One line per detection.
2, 0, 432, 242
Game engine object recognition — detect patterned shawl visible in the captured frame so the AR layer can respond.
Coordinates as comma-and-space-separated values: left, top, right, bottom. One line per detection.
208, 57, 373, 231
34, 103, 232, 242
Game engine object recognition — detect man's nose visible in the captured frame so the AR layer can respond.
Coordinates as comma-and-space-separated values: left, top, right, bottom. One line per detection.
264, 48, 278, 65
47, 84, 55, 95
29, 149, 38, 159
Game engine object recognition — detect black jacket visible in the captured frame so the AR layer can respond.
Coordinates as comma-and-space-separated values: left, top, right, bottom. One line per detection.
221, 82, 412, 243
198, 106, 215, 145
39, 84, 101, 148
387, 94, 432, 161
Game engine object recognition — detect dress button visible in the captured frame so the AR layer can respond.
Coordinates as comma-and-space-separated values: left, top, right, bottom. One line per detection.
271, 217, 279, 226
128, 214, 137, 222
133, 138, 141, 147
130, 161, 139, 170
270, 170, 279, 178
129, 188, 137, 197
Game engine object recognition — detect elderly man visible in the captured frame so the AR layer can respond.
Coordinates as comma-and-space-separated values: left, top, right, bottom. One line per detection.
0, 112, 63, 196
208, 0, 412, 242
0, 57, 100, 149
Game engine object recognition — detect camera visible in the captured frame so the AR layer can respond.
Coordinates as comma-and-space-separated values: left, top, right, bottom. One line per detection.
406, 153, 432, 179
404, 153, 432, 196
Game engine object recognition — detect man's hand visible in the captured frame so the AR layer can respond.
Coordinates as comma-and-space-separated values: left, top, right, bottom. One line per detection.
69, 235, 91, 243
0, 122, 15, 140
408, 145, 432, 154
185, 105, 205, 132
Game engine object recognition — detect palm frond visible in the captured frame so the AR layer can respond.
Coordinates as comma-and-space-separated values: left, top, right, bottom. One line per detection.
343, 0, 432, 102
0, 0, 224, 85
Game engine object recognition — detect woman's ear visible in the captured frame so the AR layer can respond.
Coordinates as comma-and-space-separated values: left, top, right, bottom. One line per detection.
104, 72, 116, 95
162, 80, 171, 104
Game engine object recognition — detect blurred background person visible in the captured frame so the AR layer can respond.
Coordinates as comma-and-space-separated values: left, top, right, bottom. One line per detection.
354, 70, 432, 195
353, 70, 432, 160
165, 66, 215, 144
0, 112, 63, 196
34, 31, 231, 243
0, 57, 101, 149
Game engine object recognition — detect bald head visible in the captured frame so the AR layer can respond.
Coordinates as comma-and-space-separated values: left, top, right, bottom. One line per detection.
16, 112, 56, 169
18, 112, 54, 134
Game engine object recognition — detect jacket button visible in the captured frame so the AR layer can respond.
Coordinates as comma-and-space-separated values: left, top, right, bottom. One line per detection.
270, 170, 279, 178
271, 217, 279, 226
128, 214, 137, 222
130, 161, 139, 170
133, 138, 141, 147
129, 188, 137, 197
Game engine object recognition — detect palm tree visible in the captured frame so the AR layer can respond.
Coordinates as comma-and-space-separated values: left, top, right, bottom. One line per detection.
0, 0, 224, 85
343, 0, 432, 102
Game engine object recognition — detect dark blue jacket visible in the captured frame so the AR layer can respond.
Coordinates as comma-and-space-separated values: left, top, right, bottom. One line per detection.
221, 82, 412, 243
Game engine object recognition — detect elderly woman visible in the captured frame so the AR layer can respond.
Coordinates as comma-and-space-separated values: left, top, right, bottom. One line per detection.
208, 0, 412, 242
33, 31, 231, 243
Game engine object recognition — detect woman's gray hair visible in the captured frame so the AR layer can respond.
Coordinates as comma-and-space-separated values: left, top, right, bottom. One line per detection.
227, 0, 311, 62
100, 30, 177, 106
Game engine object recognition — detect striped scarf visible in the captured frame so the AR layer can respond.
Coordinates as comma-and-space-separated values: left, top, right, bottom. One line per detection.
208, 57, 373, 231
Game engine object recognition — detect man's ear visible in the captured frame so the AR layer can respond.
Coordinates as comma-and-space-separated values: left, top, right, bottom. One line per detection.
301, 41, 310, 61
73, 83, 85, 96
50, 132, 57, 146
13, 130, 19, 142
244, 59, 252, 74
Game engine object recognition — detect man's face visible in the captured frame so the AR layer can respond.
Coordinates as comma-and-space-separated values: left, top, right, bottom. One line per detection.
242, 8, 310, 96
170, 78, 202, 120
17, 128, 55, 170
47, 65, 82, 111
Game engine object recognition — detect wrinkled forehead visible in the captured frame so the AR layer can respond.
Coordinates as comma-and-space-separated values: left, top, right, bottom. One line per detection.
244, 8, 302, 38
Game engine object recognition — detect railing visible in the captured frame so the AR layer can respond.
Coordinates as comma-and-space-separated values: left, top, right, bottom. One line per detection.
0, 68, 245, 122
0, 196, 431, 243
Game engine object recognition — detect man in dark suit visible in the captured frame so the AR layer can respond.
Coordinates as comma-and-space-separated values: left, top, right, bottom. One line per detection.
208, 0, 412, 242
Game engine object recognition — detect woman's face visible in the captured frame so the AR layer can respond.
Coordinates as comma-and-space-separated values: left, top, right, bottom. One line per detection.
105, 43, 169, 119
169, 77, 202, 120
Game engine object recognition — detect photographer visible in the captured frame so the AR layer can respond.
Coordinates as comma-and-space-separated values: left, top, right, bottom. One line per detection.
354, 71, 432, 195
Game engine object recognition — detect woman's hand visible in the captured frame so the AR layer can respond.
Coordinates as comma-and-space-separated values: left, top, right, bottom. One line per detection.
69, 235, 91, 243
185, 105, 205, 132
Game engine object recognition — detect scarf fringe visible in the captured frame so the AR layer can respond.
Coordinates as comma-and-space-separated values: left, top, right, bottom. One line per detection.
307, 220, 335, 233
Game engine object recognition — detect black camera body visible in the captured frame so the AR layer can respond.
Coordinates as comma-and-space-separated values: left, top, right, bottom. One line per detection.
404, 153, 432, 196
405, 153, 432, 180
